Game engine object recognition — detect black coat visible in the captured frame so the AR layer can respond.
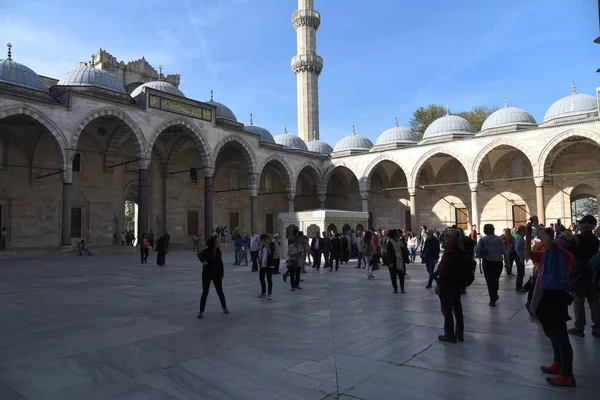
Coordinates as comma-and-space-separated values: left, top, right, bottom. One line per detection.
156, 237, 166, 266
311, 237, 324, 252
197, 248, 225, 280
323, 237, 331, 254
422, 237, 440, 262
330, 237, 342, 256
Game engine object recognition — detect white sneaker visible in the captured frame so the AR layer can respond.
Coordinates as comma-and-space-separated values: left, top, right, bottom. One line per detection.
267, 294, 272, 300
256, 294, 266, 298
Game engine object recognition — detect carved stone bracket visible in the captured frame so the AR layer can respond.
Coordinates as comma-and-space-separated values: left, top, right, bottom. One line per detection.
137, 158, 151, 170
534, 176, 545, 187
292, 10, 321, 30
469, 182, 479, 192
360, 191, 369, 201
287, 191, 296, 201
408, 187, 417, 197
291, 55, 323, 75
204, 167, 215, 178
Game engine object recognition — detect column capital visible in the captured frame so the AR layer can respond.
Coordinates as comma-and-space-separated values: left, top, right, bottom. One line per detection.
136, 158, 151, 170
204, 167, 215, 178
292, 9, 321, 30
61, 167, 73, 184
534, 176, 545, 187
287, 191, 296, 201
317, 192, 326, 203
248, 172, 259, 197
408, 187, 417, 197
469, 182, 479, 192
360, 191, 369, 201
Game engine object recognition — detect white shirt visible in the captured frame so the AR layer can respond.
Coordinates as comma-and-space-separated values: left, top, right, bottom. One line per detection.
250, 234, 260, 252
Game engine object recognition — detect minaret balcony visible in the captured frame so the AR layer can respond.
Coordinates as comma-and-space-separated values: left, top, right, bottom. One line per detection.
291, 55, 323, 75
292, 9, 321, 30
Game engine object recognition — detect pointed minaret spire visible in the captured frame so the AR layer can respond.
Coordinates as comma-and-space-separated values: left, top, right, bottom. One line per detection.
90, 54, 96, 68
352, 125, 356, 135
210, 90, 214, 101
572, 81, 577, 94
446, 105, 450, 116
249, 113, 254, 125
6, 43, 12, 60
158, 66, 164, 80
395, 117, 399, 127
504, 97, 509, 108
284, 123, 288, 133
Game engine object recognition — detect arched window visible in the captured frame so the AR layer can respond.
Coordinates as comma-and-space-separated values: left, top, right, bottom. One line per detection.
509, 156, 524, 178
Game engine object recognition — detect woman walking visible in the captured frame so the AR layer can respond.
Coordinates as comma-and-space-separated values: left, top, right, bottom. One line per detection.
286, 234, 306, 291
197, 236, 229, 318
257, 234, 274, 300
387, 229, 409, 293
407, 231, 418, 263
155, 234, 167, 267
363, 231, 375, 279
271, 234, 281, 274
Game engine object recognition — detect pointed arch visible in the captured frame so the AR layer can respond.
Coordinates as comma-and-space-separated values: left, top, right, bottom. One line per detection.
322, 160, 361, 192
294, 162, 323, 193
213, 134, 257, 174
362, 154, 409, 192
537, 128, 600, 176
410, 147, 471, 188
148, 118, 211, 168
72, 107, 146, 160
258, 153, 294, 192
472, 138, 537, 180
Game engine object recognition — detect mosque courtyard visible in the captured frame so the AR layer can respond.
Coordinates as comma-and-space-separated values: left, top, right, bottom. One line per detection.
0, 247, 598, 400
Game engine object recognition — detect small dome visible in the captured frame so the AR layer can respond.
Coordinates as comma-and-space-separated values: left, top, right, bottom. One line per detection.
376, 119, 418, 145
423, 113, 474, 139
334, 126, 374, 152
58, 66, 125, 93
543, 83, 597, 123
206, 91, 237, 121
307, 139, 333, 154
245, 115, 274, 143
482, 99, 537, 130
130, 80, 184, 98
273, 127, 308, 150
0, 47, 49, 93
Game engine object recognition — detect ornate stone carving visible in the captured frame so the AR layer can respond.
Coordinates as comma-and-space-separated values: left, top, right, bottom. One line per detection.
292, 14, 321, 29
149, 95, 160, 109
291, 56, 324, 75
534, 176, 545, 187
408, 187, 417, 197
306, 224, 321, 237
136, 159, 151, 170
149, 95, 212, 121
469, 182, 479, 192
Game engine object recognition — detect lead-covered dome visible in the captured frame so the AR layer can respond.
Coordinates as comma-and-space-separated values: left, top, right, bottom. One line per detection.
376, 119, 418, 145
245, 114, 274, 143
206, 90, 237, 121
0, 45, 49, 93
543, 83, 597, 123
423, 113, 474, 139
131, 80, 184, 98
307, 139, 333, 154
334, 126, 374, 152
274, 126, 308, 150
58, 65, 125, 93
482, 99, 537, 130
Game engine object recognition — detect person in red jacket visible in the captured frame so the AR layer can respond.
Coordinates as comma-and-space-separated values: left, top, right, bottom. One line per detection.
435, 229, 465, 343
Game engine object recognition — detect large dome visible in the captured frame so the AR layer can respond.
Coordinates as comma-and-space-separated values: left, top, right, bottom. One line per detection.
0, 54, 49, 93
206, 91, 237, 122
481, 99, 537, 130
423, 113, 474, 139
334, 126, 374, 152
57, 66, 125, 93
130, 80, 184, 98
307, 139, 333, 154
543, 83, 597, 123
273, 127, 308, 150
376, 119, 418, 145
245, 114, 274, 143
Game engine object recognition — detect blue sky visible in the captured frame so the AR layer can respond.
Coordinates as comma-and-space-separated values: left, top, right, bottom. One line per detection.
1, 0, 598, 145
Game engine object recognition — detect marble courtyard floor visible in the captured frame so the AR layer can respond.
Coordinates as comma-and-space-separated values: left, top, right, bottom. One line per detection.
0, 247, 599, 400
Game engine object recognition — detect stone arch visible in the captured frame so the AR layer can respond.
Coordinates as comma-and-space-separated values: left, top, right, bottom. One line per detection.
213, 134, 257, 174
148, 118, 211, 168
537, 128, 600, 176
258, 153, 294, 192
472, 138, 537, 181
322, 160, 361, 192
0, 104, 70, 172
363, 154, 409, 192
72, 107, 146, 160
294, 162, 323, 193
410, 147, 471, 188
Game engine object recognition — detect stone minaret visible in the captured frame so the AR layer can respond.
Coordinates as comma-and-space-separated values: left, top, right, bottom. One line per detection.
292, 0, 323, 142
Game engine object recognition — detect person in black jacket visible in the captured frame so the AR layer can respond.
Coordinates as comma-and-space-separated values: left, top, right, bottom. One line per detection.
322, 231, 331, 269
329, 233, 342, 272
387, 229, 410, 293
422, 230, 440, 289
311, 232, 325, 270
197, 236, 229, 319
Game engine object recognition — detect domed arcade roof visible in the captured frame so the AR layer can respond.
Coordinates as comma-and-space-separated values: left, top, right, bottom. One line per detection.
130, 69, 184, 98
334, 126, 374, 152
543, 82, 597, 123
376, 118, 418, 145
0, 43, 49, 93
273, 125, 308, 150
423, 111, 474, 140
307, 139, 333, 154
206, 90, 237, 122
481, 98, 537, 131
57, 55, 125, 93
245, 113, 275, 143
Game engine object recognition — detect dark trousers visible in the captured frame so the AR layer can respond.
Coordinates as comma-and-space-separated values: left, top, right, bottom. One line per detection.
193, 242, 198, 252
388, 267, 405, 291
483, 260, 503, 302
324, 251, 330, 267
425, 259, 437, 286
259, 268, 273, 295
515, 257, 526, 290
439, 287, 464, 339
357, 252, 364, 268
251, 251, 259, 271
542, 321, 573, 376
140, 247, 149, 263
572, 281, 600, 332
313, 250, 322, 269
507, 253, 515, 275
199, 275, 227, 313
290, 267, 302, 288
330, 254, 340, 271
273, 258, 281, 274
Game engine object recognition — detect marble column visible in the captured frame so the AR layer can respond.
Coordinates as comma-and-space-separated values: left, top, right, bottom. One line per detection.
204, 168, 214, 239
534, 177, 546, 225
60, 181, 72, 247
360, 191, 369, 213
408, 187, 417, 232
470, 183, 479, 232
249, 173, 259, 230
287, 192, 295, 213
137, 160, 150, 240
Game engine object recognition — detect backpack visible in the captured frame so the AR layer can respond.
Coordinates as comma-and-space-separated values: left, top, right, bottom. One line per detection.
463, 252, 477, 287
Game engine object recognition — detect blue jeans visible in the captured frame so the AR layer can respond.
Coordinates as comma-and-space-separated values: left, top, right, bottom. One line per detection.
409, 247, 416, 263
234, 247, 242, 264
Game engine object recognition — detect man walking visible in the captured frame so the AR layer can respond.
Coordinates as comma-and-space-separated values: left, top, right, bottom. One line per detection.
435, 229, 465, 343
514, 226, 527, 292
329, 233, 342, 272
233, 228, 243, 265
422, 230, 440, 289
474, 224, 510, 306
250, 229, 260, 272
311, 231, 324, 270
322, 231, 331, 269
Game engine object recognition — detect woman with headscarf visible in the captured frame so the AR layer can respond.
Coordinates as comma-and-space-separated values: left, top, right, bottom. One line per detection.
155, 234, 167, 267
387, 229, 409, 293
197, 236, 229, 318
